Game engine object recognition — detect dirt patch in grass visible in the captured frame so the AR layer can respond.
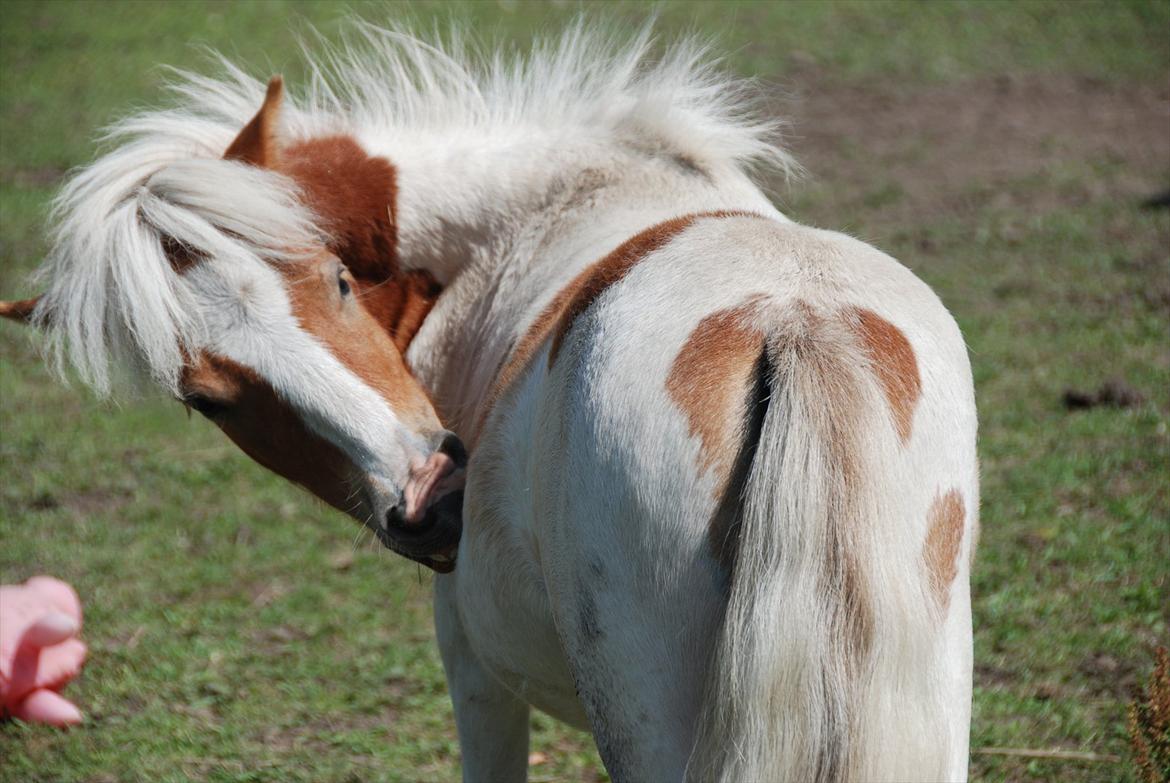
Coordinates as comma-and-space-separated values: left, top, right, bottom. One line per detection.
1080, 652, 1143, 700
776, 73, 1170, 225
253, 716, 374, 752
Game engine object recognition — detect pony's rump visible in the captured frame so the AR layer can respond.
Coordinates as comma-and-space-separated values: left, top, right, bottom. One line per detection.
689, 300, 954, 782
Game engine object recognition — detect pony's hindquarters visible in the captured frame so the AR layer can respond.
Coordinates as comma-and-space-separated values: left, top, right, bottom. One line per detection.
687, 301, 976, 783
465, 214, 975, 781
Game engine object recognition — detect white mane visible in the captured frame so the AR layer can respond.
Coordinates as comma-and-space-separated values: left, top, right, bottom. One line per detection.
33, 19, 793, 396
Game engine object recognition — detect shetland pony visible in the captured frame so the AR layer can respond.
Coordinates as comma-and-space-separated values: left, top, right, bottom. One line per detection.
1, 23, 978, 782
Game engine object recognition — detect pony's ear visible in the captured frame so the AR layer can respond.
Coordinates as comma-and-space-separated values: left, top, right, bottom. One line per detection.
0, 296, 42, 325
224, 75, 284, 167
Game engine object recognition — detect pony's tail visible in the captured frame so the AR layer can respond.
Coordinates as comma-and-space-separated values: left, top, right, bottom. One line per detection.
688, 306, 952, 782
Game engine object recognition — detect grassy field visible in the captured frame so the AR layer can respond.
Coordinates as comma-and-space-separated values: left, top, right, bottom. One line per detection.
1, 1, 1167, 781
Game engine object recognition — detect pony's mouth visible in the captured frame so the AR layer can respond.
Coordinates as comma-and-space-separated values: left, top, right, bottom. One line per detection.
373, 446, 467, 573
375, 489, 464, 573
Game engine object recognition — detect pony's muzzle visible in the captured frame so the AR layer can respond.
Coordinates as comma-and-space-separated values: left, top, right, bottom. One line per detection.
380, 490, 464, 573
377, 431, 467, 573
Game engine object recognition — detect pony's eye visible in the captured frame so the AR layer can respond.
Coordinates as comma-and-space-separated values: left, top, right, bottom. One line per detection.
338, 269, 352, 297
184, 395, 227, 419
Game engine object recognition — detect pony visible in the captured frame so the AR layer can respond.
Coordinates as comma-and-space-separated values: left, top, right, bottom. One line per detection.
1, 22, 978, 782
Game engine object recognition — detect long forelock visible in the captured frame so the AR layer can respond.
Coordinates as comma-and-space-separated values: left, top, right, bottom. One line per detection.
35, 116, 321, 396
33, 18, 792, 396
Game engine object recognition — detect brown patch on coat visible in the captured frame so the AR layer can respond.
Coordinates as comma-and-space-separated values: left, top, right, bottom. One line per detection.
223, 76, 284, 168
222, 86, 440, 352
923, 488, 966, 611
846, 307, 921, 445
279, 136, 399, 277
277, 254, 441, 431
476, 210, 763, 441
546, 211, 755, 363
180, 351, 358, 513
360, 270, 444, 353
666, 297, 767, 483
279, 136, 441, 352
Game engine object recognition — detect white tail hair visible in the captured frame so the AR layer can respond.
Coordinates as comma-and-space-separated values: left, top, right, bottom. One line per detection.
688, 306, 951, 782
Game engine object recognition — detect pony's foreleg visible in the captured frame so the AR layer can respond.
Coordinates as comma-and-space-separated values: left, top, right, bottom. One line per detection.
434, 575, 530, 782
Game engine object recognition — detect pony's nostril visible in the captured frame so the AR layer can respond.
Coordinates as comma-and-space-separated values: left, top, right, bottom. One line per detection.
385, 504, 429, 535
437, 432, 468, 469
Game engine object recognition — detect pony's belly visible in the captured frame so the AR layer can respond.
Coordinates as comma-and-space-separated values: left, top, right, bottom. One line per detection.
481, 652, 590, 729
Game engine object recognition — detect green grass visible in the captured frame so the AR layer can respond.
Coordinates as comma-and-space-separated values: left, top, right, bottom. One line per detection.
2, 1, 1168, 781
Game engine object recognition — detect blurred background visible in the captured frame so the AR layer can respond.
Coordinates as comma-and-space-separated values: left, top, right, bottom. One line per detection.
1, 1, 1166, 781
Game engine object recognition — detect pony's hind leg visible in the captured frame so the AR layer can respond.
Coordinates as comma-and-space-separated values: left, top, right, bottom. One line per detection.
434, 576, 530, 783
542, 538, 726, 782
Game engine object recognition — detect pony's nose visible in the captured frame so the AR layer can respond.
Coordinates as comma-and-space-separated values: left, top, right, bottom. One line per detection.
437, 431, 468, 468
385, 504, 427, 534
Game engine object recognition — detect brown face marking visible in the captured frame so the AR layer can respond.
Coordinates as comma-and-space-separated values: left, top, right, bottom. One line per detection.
278, 254, 440, 432
846, 307, 921, 445
181, 352, 357, 513
279, 135, 441, 352
923, 488, 966, 611
476, 210, 763, 441
224, 86, 441, 353
666, 297, 767, 483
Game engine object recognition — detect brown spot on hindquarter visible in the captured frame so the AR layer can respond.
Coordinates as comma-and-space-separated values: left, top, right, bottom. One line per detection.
846, 307, 921, 445
666, 297, 767, 482
475, 210, 765, 441
924, 489, 966, 611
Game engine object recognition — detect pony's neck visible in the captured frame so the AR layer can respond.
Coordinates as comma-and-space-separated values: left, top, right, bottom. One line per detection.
387, 129, 603, 282
385, 129, 781, 438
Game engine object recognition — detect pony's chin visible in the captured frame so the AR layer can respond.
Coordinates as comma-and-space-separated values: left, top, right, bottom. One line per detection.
374, 489, 463, 573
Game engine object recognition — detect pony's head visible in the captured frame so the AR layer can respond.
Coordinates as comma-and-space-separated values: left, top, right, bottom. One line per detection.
1, 76, 464, 571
